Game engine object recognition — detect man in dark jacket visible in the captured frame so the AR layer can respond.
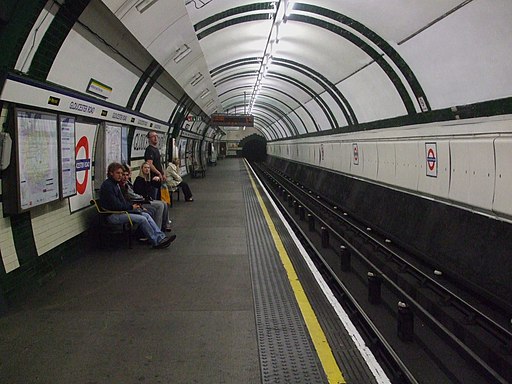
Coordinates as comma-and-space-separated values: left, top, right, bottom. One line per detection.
99, 162, 175, 249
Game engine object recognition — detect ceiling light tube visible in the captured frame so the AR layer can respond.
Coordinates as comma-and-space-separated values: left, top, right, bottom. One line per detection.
200, 89, 210, 99
269, 40, 276, 54
204, 99, 214, 108
190, 72, 204, 86
284, 1, 294, 19
173, 44, 191, 63
136, 0, 160, 13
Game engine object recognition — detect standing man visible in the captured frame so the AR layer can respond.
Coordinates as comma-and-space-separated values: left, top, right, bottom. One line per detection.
144, 131, 166, 199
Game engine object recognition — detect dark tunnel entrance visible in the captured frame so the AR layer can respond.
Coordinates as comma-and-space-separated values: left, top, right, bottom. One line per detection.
240, 134, 267, 162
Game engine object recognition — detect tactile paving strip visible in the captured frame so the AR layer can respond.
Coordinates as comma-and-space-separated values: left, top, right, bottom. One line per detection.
242, 166, 327, 384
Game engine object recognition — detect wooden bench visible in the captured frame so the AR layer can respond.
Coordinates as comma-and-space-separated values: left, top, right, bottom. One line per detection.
90, 199, 138, 248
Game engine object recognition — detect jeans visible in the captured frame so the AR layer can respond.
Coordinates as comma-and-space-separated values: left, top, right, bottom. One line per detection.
107, 211, 165, 246
149, 200, 169, 229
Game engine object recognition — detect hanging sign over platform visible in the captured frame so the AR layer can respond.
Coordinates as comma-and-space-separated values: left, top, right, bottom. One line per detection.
210, 114, 254, 127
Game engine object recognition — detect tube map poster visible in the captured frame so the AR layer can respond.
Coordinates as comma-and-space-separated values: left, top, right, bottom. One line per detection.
17, 110, 59, 210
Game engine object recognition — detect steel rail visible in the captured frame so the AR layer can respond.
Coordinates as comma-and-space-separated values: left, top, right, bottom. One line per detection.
256, 163, 510, 384
267, 165, 512, 344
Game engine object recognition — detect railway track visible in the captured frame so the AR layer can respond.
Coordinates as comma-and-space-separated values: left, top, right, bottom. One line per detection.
250, 161, 512, 384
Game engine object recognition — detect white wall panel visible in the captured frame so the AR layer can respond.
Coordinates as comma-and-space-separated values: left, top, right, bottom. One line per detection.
115, 0, 186, 46
395, 141, 420, 190
48, 30, 139, 107
492, 137, 512, 217
376, 142, 396, 184
289, 113, 308, 135
322, 143, 331, 169
310, 145, 316, 165
269, 115, 512, 221
317, 143, 324, 166
325, 143, 339, 170
294, 108, 316, 134
449, 139, 495, 210
417, 141, 450, 198
304, 99, 332, 132
397, 0, 512, 109
360, 142, 378, 180
338, 64, 408, 124
330, 142, 343, 172
140, 87, 177, 122
467, 139, 495, 210
449, 141, 471, 204
299, 143, 306, 162
340, 142, 353, 174
322, 93, 349, 128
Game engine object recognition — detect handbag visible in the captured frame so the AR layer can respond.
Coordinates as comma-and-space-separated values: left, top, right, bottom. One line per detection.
160, 186, 171, 205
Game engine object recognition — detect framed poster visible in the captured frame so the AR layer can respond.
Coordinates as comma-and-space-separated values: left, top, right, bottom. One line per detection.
105, 122, 122, 167
59, 115, 77, 198
16, 109, 60, 210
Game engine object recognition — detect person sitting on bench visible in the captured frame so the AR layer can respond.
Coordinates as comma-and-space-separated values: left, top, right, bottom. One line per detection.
123, 164, 171, 231
100, 162, 175, 249
133, 162, 171, 228
165, 158, 194, 202
119, 164, 157, 220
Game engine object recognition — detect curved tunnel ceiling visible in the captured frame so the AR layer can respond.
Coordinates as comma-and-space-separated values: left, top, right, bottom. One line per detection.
101, 0, 510, 141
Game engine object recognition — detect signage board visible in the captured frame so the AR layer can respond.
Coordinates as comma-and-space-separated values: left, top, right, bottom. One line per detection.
210, 114, 254, 127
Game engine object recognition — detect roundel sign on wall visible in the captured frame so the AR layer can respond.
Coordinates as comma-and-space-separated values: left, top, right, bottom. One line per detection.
425, 142, 438, 177
75, 135, 91, 194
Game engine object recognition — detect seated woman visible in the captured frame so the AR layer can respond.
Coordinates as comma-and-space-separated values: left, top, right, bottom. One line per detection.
165, 158, 194, 202
133, 162, 171, 231
120, 164, 157, 219
100, 162, 175, 249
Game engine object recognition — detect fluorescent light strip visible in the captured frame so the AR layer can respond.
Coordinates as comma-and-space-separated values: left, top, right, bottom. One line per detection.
136, 0, 160, 13
190, 73, 204, 86
200, 89, 210, 99
173, 44, 191, 63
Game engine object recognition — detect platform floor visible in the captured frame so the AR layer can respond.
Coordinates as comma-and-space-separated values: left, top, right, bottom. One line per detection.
0, 158, 384, 384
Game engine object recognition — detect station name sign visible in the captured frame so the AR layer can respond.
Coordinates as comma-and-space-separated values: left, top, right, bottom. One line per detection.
210, 114, 254, 127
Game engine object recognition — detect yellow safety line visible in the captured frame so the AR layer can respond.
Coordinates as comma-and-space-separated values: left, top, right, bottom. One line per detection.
247, 168, 346, 384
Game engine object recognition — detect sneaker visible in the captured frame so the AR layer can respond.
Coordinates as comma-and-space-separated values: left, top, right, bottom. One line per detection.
153, 234, 176, 249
